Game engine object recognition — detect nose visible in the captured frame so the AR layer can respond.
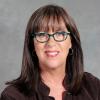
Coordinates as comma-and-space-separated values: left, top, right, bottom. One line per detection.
45, 32, 56, 48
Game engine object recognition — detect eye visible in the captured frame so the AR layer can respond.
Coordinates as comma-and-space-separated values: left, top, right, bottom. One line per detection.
36, 32, 47, 37
55, 31, 66, 36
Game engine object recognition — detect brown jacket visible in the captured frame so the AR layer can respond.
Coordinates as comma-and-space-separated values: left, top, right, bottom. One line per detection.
0, 72, 100, 100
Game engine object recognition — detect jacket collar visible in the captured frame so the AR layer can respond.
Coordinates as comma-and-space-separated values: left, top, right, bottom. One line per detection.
38, 74, 70, 96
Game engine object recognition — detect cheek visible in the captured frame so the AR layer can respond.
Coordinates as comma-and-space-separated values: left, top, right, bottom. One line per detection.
60, 38, 72, 55
34, 41, 44, 58
62, 45, 70, 57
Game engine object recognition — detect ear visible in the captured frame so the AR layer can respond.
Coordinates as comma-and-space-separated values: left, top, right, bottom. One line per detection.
69, 36, 72, 49
69, 43, 72, 49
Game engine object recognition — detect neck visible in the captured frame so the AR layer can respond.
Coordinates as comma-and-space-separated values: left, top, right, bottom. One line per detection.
40, 68, 66, 85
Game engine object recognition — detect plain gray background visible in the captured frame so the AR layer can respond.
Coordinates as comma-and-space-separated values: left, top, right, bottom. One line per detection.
0, 0, 100, 93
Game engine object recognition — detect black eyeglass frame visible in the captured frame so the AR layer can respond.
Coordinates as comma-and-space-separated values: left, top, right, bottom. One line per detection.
31, 31, 70, 43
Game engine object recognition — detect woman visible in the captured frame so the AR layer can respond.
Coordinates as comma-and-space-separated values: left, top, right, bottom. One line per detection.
0, 4, 100, 100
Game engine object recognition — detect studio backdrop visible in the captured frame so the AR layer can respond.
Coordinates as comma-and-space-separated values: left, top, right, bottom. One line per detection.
0, 0, 100, 93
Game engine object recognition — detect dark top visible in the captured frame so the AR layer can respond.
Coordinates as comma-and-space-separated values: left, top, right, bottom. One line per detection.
0, 72, 100, 100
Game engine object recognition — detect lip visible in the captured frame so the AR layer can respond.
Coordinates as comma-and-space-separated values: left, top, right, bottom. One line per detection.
45, 50, 60, 57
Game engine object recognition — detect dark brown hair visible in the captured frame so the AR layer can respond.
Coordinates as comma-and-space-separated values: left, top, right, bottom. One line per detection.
7, 4, 84, 95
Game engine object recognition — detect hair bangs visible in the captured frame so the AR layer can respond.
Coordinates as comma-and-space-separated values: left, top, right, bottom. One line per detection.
33, 8, 66, 32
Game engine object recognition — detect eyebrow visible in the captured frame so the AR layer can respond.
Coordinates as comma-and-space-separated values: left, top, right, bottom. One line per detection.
54, 27, 67, 32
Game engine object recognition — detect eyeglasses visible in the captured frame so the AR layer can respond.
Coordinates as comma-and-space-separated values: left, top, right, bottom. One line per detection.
32, 31, 70, 43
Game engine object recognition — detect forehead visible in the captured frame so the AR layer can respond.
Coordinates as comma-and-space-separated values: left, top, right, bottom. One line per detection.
36, 16, 67, 32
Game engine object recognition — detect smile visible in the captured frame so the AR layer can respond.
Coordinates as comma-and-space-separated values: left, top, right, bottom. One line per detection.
45, 51, 59, 57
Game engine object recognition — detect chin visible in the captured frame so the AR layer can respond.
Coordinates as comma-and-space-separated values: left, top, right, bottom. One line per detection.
39, 58, 65, 70
45, 62, 63, 70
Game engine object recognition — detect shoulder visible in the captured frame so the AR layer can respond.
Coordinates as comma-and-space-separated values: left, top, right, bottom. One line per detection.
83, 72, 100, 86
0, 85, 29, 100
81, 72, 100, 99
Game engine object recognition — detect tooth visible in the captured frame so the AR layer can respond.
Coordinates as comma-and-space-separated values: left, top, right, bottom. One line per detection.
46, 52, 58, 56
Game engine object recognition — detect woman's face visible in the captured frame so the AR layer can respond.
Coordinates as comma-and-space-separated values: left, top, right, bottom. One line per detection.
33, 20, 72, 71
